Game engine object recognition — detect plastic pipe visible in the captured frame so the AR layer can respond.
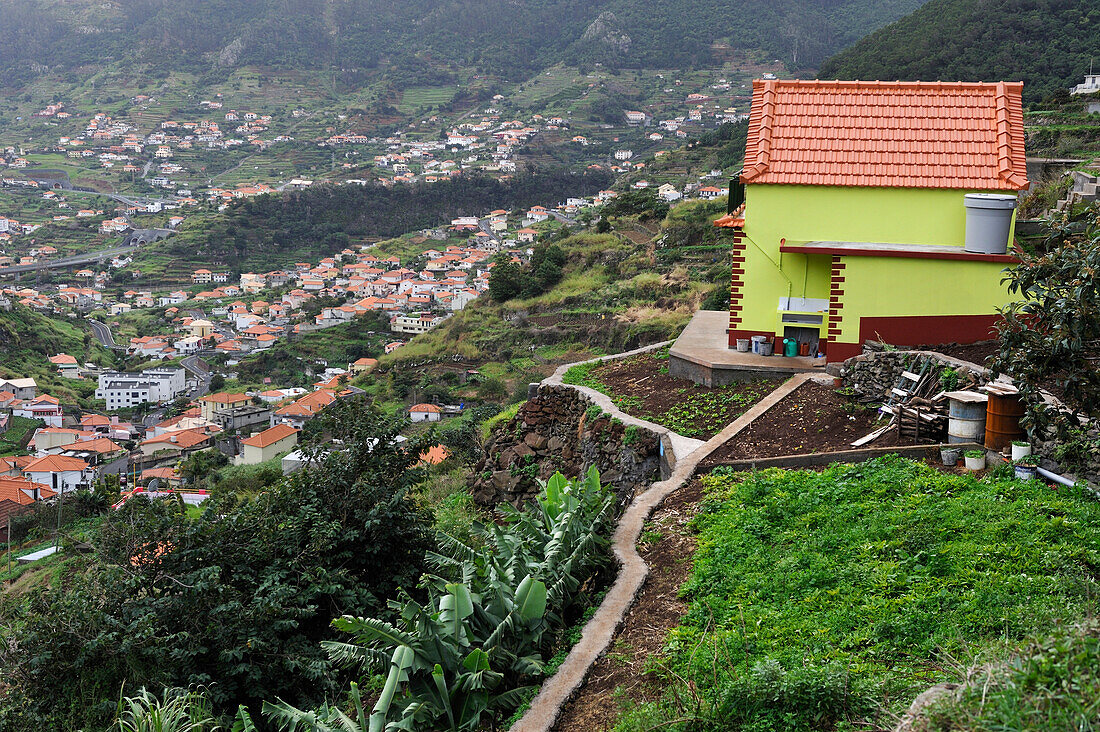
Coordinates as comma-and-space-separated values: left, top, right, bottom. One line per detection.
1037, 466, 1076, 487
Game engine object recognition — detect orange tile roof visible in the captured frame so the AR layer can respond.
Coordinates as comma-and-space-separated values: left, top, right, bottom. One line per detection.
740, 79, 1027, 191
200, 392, 251, 404
0, 476, 54, 504
24, 455, 88, 473
241, 424, 298, 448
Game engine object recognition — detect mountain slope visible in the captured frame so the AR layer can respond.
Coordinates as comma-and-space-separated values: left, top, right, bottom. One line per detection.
0, 0, 928, 88
818, 0, 1100, 103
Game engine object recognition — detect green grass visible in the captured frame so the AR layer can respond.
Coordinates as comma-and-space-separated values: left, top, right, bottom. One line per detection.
397, 85, 459, 114
923, 621, 1100, 731
0, 416, 44, 457
617, 456, 1100, 731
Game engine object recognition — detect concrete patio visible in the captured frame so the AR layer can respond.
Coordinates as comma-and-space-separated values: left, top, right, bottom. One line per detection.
668, 310, 824, 386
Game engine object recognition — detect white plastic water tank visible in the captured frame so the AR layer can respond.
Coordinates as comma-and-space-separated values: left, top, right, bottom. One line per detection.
963, 194, 1017, 254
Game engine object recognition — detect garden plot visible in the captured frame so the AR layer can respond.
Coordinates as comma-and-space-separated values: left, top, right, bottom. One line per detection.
563, 348, 783, 439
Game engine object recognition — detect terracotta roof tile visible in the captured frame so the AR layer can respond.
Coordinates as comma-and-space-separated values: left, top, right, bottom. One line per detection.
741, 79, 1027, 190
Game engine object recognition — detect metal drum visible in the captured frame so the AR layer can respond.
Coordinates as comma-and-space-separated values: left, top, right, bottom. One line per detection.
985, 391, 1026, 450
947, 391, 988, 444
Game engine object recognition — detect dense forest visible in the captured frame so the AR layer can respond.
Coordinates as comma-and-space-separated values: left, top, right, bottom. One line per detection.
819, 0, 1100, 104
0, 0, 927, 88
137, 169, 613, 273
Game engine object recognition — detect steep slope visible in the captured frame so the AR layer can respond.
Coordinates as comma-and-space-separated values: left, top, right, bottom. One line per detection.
0, 0, 928, 88
819, 0, 1100, 103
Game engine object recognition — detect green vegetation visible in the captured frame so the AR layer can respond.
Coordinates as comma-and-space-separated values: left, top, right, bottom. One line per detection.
0, 304, 112, 406
819, 0, 1100, 104
0, 400, 434, 730
924, 622, 1100, 731
236, 314, 390, 386
270, 468, 615, 730
0, 416, 42, 457
992, 204, 1100, 440
0, 0, 924, 90
563, 350, 777, 438
129, 170, 612, 281
616, 456, 1100, 730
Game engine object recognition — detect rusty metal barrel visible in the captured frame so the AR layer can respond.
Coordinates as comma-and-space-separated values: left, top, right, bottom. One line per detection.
985, 390, 1026, 450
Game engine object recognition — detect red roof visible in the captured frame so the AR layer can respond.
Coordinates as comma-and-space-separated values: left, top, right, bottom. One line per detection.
24, 455, 88, 473
241, 424, 299, 448
740, 79, 1027, 191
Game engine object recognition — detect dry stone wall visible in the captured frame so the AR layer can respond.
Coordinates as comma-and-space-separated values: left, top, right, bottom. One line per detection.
470, 384, 661, 506
833, 350, 990, 401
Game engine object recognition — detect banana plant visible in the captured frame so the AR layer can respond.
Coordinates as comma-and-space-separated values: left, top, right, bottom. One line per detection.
266, 469, 613, 732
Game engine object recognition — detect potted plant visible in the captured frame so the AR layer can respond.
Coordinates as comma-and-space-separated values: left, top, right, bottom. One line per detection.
964, 449, 986, 471
1014, 454, 1040, 481
940, 446, 961, 467
1011, 440, 1032, 461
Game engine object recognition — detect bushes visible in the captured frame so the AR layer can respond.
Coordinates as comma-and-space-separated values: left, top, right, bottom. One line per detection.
0, 399, 434, 730
264, 468, 616, 731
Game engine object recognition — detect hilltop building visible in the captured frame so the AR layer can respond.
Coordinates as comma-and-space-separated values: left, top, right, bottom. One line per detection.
714, 79, 1028, 362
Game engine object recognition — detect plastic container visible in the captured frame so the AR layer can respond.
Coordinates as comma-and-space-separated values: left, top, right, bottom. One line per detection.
759, 341, 773, 356
735, 339, 751, 352
1011, 442, 1032, 461
783, 338, 798, 357
750, 335, 767, 354
963, 194, 1017, 254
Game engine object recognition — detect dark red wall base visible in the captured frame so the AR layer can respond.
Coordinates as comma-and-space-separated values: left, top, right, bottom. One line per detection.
829, 314, 1002, 362
727, 314, 1002, 363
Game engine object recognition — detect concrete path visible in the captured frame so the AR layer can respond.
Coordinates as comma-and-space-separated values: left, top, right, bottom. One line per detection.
510, 362, 820, 732
543, 341, 706, 461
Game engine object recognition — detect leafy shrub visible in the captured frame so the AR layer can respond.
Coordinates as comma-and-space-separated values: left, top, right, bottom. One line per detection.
268, 469, 616, 731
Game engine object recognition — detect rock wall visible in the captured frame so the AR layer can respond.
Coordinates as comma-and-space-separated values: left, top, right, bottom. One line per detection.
833, 350, 990, 401
470, 384, 661, 507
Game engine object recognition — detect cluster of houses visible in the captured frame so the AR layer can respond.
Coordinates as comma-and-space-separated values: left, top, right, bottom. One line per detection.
0, 355, 460, 536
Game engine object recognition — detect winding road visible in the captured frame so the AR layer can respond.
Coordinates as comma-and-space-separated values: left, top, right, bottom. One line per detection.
88, 319, 116, 348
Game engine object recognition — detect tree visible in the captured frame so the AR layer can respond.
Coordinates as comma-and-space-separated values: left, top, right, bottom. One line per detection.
992, 204, 1100, 439
487, 255, 522, 302
0, 400, 433, 730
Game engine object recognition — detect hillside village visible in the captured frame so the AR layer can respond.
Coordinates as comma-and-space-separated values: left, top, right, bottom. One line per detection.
4, 1, 1100, 729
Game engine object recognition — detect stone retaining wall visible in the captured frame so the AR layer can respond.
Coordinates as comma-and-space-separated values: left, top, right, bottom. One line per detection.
470, 383, 662, 506
832, 350, 991, 400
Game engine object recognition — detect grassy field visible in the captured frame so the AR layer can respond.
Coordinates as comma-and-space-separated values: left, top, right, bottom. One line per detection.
397, 85, 459, 114
615, 456, 1100, 731
0, 416, 43, 457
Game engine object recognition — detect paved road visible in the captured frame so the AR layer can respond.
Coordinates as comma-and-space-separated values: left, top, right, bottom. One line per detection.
182, 355, 212, 399
88, 319, 116, 348
0, 244, 141, 277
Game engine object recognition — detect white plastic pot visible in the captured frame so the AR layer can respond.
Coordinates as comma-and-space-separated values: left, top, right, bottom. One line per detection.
1011, 443, 1032, 461
964, 454, 986, 471
736, 339, 751, 352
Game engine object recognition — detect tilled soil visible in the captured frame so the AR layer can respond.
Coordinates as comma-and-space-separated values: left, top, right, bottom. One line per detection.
552, 479, 704, 732
585, 352, 784, 440
700, 380, 899, 467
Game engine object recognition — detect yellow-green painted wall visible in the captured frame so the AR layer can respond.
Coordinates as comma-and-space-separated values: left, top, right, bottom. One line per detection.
746, 184, 983, 247
833, 257, 1013, 343
734, 184, 1017, 340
